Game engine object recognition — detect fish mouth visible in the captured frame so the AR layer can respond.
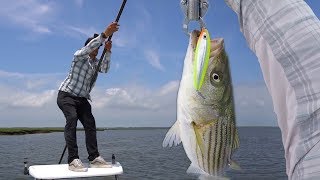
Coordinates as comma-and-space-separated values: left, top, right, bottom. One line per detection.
210, 38, 224, 58
190, 30, 201, 49
190, 30, 225, 58
191, 31, 224, 55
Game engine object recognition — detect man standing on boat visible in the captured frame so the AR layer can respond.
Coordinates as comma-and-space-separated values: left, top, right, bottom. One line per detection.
57, 22, 119, 172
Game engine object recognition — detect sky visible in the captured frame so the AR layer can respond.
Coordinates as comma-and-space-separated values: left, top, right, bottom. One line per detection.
0, 0, 319, 127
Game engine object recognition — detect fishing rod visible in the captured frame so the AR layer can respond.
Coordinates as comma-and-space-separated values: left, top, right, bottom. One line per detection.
58, 0, 128, 164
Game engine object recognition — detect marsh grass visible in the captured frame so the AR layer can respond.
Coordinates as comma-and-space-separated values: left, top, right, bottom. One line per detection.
0, 127, 106, 135
0, 127, 168, 135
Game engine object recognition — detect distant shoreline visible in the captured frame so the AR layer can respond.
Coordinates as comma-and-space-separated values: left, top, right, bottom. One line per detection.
0, 126, 278, 135
0, 127, 63, 135
0, 127, 169, 135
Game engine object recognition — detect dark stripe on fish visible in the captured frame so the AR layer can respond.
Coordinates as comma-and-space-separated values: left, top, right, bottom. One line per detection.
215, 122, 220, 175
202, 130, 206, 172
214, 122, 219, 174
218, 122, 224, 174
221, 121, 228, 173
207, 128, 212, 174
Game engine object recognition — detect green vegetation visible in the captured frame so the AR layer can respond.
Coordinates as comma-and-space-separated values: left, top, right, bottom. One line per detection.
0, 127, 64, 135
0, 127, 106, 135
102, 127, 169, 130
0, 127, 169, 135
0, 127, 63, 135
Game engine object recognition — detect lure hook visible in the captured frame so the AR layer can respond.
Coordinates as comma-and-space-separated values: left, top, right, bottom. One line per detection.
180, 0, 209, 34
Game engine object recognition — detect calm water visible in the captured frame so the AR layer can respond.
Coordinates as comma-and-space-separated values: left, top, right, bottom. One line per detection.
0, 127, 287, 180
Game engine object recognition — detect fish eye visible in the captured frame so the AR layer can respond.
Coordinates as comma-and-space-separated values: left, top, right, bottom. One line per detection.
210, 70, 223, 85
212, 73, 220, 82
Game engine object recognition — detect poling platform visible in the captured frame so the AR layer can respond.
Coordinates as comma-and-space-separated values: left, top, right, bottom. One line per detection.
29, 162, 123, 179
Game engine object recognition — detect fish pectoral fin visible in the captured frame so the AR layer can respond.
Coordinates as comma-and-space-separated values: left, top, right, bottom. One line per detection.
192, 119, 218, 155
162, 121, 182, 147
186, 163, 206, 175
228, 160, 242, 171
192, 122, 206, 155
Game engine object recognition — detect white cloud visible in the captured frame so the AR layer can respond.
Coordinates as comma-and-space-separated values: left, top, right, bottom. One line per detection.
26, 79, 48, 90
0, 85, 55, 111
92, 86, 162, 110
65, 25, 98, 38
63, 24, 134, 48
114, 63, 120, 70
0, 0, 54, 34
144, 50, 165, 71
11, 90, 55, 108
133, 3, 152, 32
159, 81, 179, 96
105, 4, 151, 49
0, 73, 179, 127
0, 70, 25, 78
0, 70, 64, 90
105, 3, 171, 72
0, 70, 63, 110
112, 27, 134, 48
91, 82, 277, 127
0, 0, 98, 40
0, 69, 277, 127
233, 84, 277, 126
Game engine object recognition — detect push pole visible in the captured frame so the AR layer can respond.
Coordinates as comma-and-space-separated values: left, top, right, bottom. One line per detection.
58, 0, 128, 164
89, 0, 128, 91
58, 145, 67, 164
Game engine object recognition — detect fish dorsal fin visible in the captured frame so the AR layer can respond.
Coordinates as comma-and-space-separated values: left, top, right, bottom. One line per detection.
162, 121, 182, 147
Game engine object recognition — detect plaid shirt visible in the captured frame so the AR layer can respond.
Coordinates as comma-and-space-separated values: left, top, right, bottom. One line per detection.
225, 0, 320, 179
59, 34, 111, 99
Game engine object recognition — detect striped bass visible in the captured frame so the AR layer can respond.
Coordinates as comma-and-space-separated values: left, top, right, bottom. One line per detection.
163, 29, 240, 178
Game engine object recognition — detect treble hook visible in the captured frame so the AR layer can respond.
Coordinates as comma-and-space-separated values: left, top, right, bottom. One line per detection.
180, 0, 209, 34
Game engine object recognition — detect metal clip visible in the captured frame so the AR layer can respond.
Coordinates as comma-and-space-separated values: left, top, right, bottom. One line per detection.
180, 0, 209, 34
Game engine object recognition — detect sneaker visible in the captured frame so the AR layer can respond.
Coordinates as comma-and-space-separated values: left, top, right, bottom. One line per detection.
90, 156, 112, 168
68, 159, 88, 172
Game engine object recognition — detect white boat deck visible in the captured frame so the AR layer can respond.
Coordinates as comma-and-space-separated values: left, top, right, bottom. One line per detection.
29, 162, 123, 179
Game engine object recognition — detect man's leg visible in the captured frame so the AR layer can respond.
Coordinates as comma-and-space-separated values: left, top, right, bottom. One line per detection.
78, 98, 99, 161
57, 91, 80, 164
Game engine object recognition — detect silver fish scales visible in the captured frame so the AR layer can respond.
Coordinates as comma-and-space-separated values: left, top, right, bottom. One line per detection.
163, 30, 240, 178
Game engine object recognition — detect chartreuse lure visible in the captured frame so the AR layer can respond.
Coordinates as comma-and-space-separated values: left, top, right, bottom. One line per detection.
193, 28, 211, 91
